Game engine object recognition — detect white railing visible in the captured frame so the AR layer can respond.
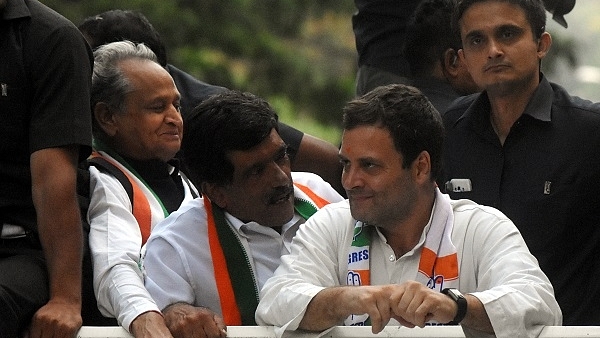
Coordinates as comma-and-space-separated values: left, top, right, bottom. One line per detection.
77, 326, 600, 338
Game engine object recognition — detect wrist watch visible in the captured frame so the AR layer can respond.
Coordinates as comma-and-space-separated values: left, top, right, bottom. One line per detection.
442, 288, 467, 324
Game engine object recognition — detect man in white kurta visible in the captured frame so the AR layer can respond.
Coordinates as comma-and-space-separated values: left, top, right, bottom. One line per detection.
86, 41, 194, 336
88, 150, 197, 330
144, 172, 343, 315
256, 191, 561, 338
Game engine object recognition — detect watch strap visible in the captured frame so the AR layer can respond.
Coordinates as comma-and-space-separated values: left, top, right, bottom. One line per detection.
442, 288, 467, 324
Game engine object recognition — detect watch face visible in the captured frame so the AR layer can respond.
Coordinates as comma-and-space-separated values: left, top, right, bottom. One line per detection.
449, 289, 464, 300
443, 288, 467, 324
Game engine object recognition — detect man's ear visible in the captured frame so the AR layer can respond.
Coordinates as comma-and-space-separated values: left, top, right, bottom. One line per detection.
94, 102, 118, 136
443, 48, 460, 77
537, 32, 552, 59
201, 181, 228, 208
412, 150, 432, 184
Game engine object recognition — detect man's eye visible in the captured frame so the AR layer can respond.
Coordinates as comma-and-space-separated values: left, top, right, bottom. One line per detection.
501, 30, 516, 40
470, 37, 482, 45
276, 151, 289, 163
148, 105, 165, 112
363, 162, 376, 169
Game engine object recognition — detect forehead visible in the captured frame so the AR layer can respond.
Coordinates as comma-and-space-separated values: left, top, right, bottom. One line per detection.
340, 125, 400, 159
460, 1, 529, 33
119, 58, 177, 94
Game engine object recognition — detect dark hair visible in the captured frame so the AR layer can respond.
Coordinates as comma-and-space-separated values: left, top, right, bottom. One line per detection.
404, 0, 460, 77
452, 0, 546, 40
343, 84, 444, 181
182, 90, 279, 186
78, 9, 168, 66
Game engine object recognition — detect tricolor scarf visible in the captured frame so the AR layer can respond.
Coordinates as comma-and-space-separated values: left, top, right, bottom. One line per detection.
345, 191, 459, 326
205, 183, 331, 325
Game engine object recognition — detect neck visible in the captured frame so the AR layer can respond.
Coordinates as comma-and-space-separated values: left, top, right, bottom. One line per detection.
380, 192, 435, 258
487, 73, 540, 145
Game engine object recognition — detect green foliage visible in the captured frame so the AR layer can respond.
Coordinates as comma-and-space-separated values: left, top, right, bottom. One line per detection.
42, 0, 354, 142
41, 0, 582, 143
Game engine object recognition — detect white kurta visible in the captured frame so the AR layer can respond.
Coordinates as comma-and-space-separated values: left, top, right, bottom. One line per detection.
255, 190, 562, 338
143, 172, 344, 316
88, 151, 197, 331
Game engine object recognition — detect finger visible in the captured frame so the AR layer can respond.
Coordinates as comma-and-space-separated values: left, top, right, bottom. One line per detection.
375, 295, 392, 329
394, 315, 417, 328
213, 314, 227, 337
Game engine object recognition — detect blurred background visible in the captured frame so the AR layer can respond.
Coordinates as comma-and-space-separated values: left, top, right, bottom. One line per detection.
42, 0, 600, 145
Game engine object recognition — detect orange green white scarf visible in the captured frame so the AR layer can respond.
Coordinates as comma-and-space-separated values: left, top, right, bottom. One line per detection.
205, 182, 331, 325
345, 191, 459, 326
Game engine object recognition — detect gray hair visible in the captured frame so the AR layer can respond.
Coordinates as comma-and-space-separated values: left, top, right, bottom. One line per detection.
90, 40, 158, 133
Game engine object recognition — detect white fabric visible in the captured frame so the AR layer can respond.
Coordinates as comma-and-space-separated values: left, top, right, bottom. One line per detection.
143, 172, 344, 316
88, 151, 198, 332
255, 189, 562, 338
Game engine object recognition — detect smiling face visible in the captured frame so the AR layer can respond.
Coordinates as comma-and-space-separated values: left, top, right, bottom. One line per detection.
339, 125, 418, 229
110, 59, 182, 162
458, 1, 550, 95
211, 128, 295, 228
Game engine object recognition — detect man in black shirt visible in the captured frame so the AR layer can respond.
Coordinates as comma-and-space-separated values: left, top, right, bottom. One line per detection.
442, 0, 600, 325
0, 0, 93, 336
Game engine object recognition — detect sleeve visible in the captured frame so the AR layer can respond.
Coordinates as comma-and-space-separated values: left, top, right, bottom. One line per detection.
457, 204, 562, 338
256, 202, 353, 333
29, 22, 93, 157
292, 172, 344, 204
87, 167, 160, 332
278, 123, 304, 162
143, 225, 197, 311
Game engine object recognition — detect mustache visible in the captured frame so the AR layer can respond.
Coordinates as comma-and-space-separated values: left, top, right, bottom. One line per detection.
484, 61, 509, 71
267, 184, 294, 204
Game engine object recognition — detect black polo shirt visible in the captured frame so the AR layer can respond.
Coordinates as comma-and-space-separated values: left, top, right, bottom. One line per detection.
0, 0, 92, 230
442, 75, 600, 325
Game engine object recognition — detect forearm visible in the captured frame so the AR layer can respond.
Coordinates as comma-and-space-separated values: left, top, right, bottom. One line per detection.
130, 311, 172, 338
461, 294, 493, 333
31, 148, 83, 304
37, 204, 83, 302
299, 288, 349, 331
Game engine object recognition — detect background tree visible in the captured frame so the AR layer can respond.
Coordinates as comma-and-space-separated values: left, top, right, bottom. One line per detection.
44, 0, 356, 144
43, 0, 586, 144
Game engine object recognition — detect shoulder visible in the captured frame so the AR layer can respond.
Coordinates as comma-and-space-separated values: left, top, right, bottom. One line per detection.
450, 198, 517, 235
451, 198, 510, 220
308, 199, 352, 223
550, 82, 600, 119
23, 0, 85, 40
299, 200, 354, 240
151, 198, 206, 237
292, 172, 344, 202
443, 93, 479, 125
292, 171, 329, 186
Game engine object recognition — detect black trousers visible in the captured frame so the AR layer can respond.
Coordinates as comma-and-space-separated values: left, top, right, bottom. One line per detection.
0, 240, 48, 338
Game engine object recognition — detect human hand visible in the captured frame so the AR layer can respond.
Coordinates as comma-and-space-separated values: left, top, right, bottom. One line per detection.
389, 281, 457, 328
163, 303, 227, 338
25, 298, 82, 338
130, 311, 174, 338
337, 285, 397, 334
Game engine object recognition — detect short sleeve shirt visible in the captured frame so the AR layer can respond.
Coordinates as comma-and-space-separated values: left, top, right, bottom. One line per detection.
0, 0, 93, 228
